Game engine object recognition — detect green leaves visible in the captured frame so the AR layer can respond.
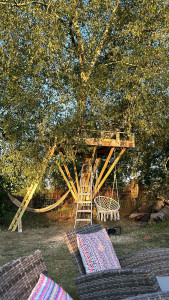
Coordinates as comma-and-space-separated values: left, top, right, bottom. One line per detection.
0, 0, 168, 195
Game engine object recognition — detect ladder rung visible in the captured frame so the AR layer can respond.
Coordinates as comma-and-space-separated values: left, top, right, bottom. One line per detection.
79, 193, 91, 195
77, 210, 92, 212
76, 219, 92, 222
78, 201, 92, 204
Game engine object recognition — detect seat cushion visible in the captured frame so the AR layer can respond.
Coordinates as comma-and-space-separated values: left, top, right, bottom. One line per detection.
77, 228, 121, 274
28, 273, 72, 300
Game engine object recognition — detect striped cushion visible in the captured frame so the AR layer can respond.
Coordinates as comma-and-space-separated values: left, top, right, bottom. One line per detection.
77, 228, 121, 274
28, 273, 72, 300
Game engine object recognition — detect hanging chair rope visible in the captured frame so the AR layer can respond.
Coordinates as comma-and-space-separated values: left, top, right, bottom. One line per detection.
112, 162, 119, 204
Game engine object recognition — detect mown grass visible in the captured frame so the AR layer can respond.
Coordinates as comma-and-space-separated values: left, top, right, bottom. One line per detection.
1, 216, 169, 299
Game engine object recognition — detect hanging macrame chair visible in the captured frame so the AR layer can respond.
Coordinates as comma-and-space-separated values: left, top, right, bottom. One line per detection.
94, 158, 120, 222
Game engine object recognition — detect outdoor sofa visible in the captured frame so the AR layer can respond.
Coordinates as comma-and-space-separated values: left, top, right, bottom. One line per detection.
64, 224, 169, 300
0, 249, 73, 300
0, 250, 48, 300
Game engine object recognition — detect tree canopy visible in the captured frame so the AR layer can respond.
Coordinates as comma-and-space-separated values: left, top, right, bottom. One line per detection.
0, 0, 169, 196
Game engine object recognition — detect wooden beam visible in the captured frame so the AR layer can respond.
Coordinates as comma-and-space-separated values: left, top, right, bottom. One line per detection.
95, 148, 126, 195
94, 148, 115, 192
17, 217, 22, 233
56, 161, 77, 201
72, 152, 79, 192
63, 164, 78, 199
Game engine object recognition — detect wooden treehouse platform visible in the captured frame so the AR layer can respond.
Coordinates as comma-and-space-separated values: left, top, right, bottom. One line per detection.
75, 129, 135, 153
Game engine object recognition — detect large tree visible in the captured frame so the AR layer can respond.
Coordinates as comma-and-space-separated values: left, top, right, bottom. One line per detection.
0, 0, 168, 195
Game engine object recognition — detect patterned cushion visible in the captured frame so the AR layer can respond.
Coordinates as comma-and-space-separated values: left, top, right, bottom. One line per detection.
77, 228, 121, 274
28, 273, 72, 300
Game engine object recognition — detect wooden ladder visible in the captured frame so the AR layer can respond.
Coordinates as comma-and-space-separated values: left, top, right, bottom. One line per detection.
74, 164, 93, 228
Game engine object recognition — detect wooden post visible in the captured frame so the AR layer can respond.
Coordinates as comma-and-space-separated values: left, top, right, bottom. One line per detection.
17, 217, 22, 233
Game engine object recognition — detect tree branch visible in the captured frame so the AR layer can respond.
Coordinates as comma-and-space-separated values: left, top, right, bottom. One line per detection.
104, 61, 138, 68
84, 0, 120, 82
71, 9, 87, 82
68, 20, 78, 52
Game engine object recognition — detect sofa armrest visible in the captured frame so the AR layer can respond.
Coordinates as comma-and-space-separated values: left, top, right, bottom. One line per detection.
119, 248, 169, 276
75, 268, 161, 300
0, 250, 47, 300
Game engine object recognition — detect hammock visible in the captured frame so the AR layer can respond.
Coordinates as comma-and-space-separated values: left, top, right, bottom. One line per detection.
8, 190, 70, 213
94, 196, 120, 222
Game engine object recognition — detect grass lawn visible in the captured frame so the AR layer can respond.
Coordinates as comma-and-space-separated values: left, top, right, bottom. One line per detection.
1, 217, 169, 299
